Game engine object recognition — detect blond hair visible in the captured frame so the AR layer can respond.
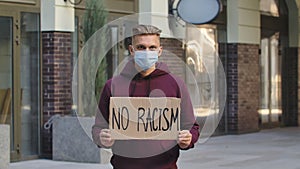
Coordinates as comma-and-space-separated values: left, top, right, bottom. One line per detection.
132, 24, 162, 36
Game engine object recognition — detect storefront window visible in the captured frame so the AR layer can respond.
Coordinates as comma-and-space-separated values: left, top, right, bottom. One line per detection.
186, 27, 219, 117
0, 16, 13, 150
259, 32, 282, 124
71, 16, 79, 115
20, 12, 40, 156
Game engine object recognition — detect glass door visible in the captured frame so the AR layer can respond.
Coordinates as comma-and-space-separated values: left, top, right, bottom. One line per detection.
0, 10, 41, 161
20, 12, 40, 159
0, 12, 21, 160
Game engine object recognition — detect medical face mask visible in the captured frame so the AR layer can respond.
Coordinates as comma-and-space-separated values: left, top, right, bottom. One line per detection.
134, 50, 159, 71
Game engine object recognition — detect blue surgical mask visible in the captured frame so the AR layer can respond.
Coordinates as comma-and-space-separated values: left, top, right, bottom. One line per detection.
134, 50, 159, 71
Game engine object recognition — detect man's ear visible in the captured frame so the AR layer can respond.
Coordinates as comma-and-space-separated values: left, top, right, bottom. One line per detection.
158, 46, 163, 57
129, 45, 134, 56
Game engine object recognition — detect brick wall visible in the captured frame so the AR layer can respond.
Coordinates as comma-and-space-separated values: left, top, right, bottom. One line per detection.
227, 44, 238, 132
237, 44, 259, 133
227, 43, 259, 134
42, 32, 73, 158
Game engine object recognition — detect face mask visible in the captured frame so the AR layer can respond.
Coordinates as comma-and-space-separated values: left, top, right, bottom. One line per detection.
134, 50, 159, 71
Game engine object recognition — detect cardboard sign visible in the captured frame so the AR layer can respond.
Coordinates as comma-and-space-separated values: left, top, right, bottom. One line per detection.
109, 97, 181, 140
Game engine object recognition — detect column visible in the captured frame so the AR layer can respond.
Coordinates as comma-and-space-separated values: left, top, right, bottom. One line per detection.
40, 0, 74, 158
227, 0, 260, 133
138, 0, 172, 37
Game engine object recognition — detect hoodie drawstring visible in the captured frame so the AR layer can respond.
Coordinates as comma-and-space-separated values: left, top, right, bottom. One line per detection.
130, 74, 151, 97
147, 76, 151, 97
130, 78, 137, 97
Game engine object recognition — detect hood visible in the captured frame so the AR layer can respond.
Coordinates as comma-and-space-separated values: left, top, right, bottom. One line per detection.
117, 59, 171, 97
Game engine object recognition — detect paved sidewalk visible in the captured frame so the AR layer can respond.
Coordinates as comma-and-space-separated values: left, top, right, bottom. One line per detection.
10, 127, 300, 169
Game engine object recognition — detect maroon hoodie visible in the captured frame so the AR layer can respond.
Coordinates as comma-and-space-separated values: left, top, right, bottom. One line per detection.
92, 60, 199, 169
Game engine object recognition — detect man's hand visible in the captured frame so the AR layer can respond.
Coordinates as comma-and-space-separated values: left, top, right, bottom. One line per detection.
100, 129, 115, 148
177, 130, 192, 149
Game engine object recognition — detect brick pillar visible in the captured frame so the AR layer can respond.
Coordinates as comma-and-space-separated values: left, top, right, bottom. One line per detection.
227, 44, 238, 132
227, 43, 260, 134
42, 32, 73, 158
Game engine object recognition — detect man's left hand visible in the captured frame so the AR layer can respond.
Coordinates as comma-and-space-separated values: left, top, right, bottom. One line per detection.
177, 130, 192, 149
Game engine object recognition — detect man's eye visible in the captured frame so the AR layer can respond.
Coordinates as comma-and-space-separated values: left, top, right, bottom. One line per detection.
136, 45, 146, 50
149, 46, 157, 50
135, 45, 158, 51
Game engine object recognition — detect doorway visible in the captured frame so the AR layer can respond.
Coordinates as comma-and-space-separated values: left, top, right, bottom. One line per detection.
0, 14, 15, 157
0, 10, 41, 161
259, 0, 290, 128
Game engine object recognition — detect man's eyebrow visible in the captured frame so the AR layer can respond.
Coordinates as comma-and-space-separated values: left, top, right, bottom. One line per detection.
135, 44, 146, 48
135, 44, 158, 47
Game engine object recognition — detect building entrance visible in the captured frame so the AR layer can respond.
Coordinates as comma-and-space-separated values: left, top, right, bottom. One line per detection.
0, 10, 40, 161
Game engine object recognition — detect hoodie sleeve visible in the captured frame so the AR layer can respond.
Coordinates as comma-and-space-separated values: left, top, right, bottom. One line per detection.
92, 80, 111, 148
178, 78, 200, 150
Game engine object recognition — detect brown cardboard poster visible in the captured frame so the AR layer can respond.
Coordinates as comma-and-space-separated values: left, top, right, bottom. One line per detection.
109, 97, 181, 140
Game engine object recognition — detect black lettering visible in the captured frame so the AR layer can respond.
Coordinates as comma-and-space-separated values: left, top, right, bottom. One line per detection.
159, 108, 162, 131
162, 108, 170, 131
121, 107, 129, 130
137, 107, 146, 132
145, 108, 153, 132
170, 107, 180, 130
152, 108, 158, 131
112, 108, 120, 129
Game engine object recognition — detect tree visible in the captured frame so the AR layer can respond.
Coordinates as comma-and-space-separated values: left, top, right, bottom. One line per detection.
81, 0, 107, 116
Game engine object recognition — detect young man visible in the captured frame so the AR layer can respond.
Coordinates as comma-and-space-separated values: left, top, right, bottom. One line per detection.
92, 25, 199, 169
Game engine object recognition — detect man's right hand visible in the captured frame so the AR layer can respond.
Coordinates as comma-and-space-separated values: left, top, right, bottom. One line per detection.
100, 129, 115, 148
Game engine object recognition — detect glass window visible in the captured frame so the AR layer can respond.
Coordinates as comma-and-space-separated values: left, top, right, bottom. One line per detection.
110, 26, 119, 74
0, 16, 13, 150
71, 16, 79, 116
20, 12, 40, 156
185, 26, 226, 137
186, 27, 218, 117
259, 32, 281, 124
